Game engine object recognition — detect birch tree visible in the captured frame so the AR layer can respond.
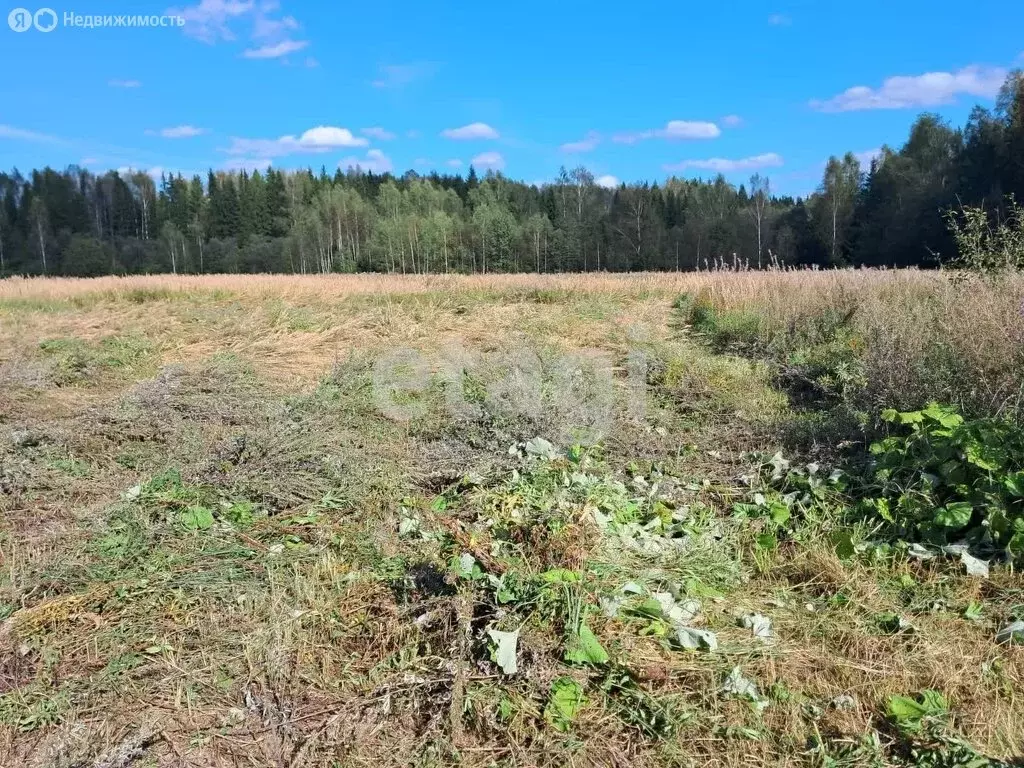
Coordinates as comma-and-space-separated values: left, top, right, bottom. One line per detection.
749, 173, 770, 268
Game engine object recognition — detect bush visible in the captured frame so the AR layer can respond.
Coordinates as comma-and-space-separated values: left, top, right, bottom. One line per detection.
946, 196, 1024, 275
859, 403, 1024, 561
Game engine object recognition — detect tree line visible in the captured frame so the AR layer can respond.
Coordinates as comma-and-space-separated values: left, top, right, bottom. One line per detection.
1, 72, 1021, 277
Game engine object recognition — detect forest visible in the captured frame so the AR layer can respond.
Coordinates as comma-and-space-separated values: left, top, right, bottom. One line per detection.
1, 71, 1021, 277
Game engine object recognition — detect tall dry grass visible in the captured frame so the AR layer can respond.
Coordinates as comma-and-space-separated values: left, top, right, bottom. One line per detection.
683, 269, 1024, 419
0, 267, 945, 302
4, 268, 1022, 417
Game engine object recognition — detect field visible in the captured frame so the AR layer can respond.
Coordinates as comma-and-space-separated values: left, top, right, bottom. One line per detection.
0, 270, 1022, 767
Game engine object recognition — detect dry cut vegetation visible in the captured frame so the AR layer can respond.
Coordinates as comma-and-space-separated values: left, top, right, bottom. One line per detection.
0, 269, 1022, 767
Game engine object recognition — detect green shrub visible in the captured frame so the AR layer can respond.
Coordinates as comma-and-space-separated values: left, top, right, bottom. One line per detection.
859, 403, 1024, 560
946, 196, 1024, 275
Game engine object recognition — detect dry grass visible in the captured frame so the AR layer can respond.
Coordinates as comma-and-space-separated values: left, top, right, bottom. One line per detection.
0, 271, 1022, 767
0, 266, 986, 302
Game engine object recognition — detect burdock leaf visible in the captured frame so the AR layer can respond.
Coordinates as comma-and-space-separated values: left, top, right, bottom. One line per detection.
544, 677, 586, 731
564, 624, 609, 665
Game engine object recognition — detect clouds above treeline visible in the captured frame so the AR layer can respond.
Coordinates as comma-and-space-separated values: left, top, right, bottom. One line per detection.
810, 65, 1007, 111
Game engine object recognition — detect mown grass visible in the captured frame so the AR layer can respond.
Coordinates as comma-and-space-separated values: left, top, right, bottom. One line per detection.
0, 272, 1021, 767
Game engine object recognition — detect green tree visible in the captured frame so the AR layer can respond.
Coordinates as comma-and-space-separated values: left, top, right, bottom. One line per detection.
814, 153, 861, 264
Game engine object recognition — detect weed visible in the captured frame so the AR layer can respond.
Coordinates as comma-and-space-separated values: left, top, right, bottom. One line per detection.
858, 403, 1024, 560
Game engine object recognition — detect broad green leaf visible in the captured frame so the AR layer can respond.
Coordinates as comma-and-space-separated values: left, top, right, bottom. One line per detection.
965, 443, 999, 471
897, 410, 925, 425
452, 552, 483, 579
963, 601, 984, 620
632, 597, 664, 619
832, 530, 856, 559
497, 697, 513, 721
564, 624, 609, 665
922, 403, 962, 428
933, 502, 972, 529
769, 502, 791, 526
886, 695, 926, 722
886, 690, 947, 733
1004, 472, 1024, 498
180, 505, 214, 531
873, 498, 893, 523
919, 690, 948, 714
544, 677, 586, 732
731, 502, 760, 517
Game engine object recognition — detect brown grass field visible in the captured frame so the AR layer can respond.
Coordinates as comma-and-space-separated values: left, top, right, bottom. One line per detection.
0, 270, 1022, 767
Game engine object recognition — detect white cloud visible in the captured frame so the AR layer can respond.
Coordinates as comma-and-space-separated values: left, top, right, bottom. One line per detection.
222, 157, 272, 172
109, 78, 142, 88
614, 120, 720, 144
225, 125, 368, 157
338, 149, 393, 174
768, 13, 791, 25
304, 56, 319, 68
446, 159, 463, 168
169, 0, 257, 42
560, 131, 600, 153
664, 152, 784, 173
471, 151, 504, 170
242, 39, 308, 59
300, 126, 366, 148
0, 124, 62, 143
595, 174, 620, 189
171, 0, 311, 62
147, 125, 206, 138
362, 126, 396, 141
252, 7, 297, 39
811, 65, 1007, 111
661, 120, 721, 139
441, 122, 500, 140
371, 62, 437, 89
721, 114, 743, 127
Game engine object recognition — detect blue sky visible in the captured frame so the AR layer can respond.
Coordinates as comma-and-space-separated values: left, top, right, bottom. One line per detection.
1, 0, 1022, 196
